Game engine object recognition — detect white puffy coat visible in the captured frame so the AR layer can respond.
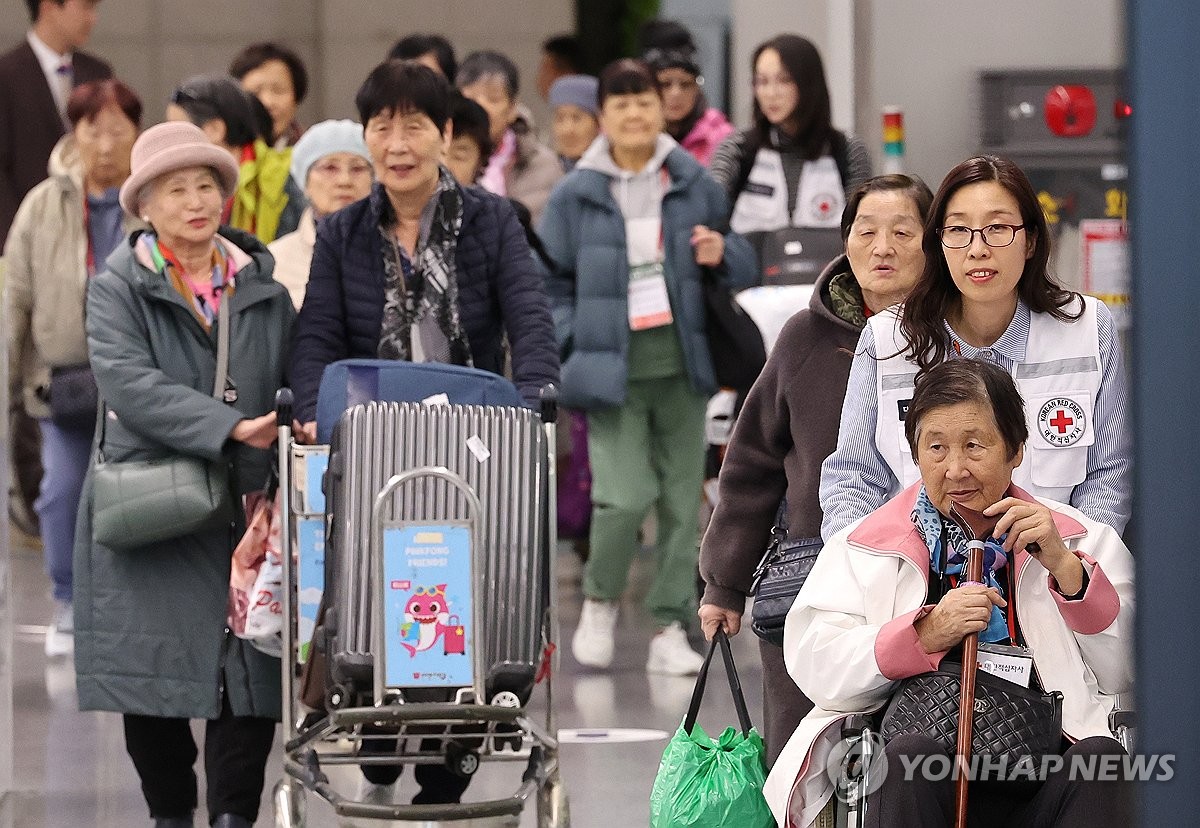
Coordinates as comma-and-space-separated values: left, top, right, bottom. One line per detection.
764, 483, 1134, 827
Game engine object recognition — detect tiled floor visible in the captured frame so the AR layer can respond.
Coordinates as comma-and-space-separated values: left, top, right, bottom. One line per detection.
3, 535, 764, 827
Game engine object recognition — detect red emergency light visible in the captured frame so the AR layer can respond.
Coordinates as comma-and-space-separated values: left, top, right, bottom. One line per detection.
1044, 84, 1097, 138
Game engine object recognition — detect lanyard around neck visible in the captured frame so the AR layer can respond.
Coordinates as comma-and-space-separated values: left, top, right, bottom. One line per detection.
83, 194, 95, 277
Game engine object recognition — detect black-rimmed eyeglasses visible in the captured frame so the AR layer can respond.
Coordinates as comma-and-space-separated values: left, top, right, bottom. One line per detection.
939, 224, 1027, 249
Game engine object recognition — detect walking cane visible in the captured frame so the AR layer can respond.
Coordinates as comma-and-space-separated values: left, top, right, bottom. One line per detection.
947, 504, 1000, 828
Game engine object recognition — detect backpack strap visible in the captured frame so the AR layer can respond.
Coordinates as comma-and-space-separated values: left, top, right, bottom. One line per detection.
736, 128, 852, 196
830, 129, 851, 190
731, 129, 761, 202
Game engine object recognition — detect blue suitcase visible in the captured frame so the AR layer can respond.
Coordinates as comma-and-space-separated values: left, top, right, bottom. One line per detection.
315, 359, 526, 443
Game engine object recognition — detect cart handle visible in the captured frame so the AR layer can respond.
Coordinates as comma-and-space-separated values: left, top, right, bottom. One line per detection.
539, 383, 558, 425
276, 387, 294, 428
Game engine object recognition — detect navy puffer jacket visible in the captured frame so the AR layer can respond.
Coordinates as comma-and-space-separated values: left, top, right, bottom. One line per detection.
290, 181, 559, 421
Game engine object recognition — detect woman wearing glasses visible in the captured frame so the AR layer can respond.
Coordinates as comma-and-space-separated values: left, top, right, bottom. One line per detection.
267, 119, 373, 309
819, 155, 1131, 538
638, 20, 733, 167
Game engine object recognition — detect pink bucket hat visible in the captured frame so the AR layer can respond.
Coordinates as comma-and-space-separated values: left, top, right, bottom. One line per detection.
119, 121, 240, 215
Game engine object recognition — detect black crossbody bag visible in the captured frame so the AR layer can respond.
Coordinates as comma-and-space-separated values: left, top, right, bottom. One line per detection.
47, 363, 100, 432
749, 502, 822, 647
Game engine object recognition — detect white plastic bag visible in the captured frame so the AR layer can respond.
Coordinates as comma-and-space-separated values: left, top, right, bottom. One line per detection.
228, 489, 284, 657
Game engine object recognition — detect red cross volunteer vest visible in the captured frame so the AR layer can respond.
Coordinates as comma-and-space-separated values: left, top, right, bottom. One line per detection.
870, 295, 1103, 503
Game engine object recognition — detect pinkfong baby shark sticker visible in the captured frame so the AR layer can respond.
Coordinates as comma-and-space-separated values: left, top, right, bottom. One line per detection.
383, 525, 474, 688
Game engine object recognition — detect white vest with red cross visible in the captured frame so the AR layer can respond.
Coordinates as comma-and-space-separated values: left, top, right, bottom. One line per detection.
870, 295, 1102, 504
729, 148, 844, 234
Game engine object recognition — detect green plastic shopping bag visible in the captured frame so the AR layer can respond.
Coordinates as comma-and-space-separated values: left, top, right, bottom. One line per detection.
649, 629, 774, 827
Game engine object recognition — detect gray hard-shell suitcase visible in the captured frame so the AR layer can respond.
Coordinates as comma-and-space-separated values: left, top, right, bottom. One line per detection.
320, 399, 551, 704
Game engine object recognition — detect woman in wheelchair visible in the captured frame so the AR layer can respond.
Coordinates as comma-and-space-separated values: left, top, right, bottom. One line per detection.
763, 358, 1134, 827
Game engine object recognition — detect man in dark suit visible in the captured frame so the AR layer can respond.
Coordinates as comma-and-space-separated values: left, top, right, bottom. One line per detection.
1, 0, 109, 538
1, 0, 110, 244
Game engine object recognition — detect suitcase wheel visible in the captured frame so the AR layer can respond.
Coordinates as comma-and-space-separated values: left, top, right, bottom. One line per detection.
445, 741, 481, 778
326, 682, 352, 710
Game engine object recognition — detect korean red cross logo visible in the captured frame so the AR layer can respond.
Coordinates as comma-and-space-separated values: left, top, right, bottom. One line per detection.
1037, 397, 1087, 447
811, 191, 839, 221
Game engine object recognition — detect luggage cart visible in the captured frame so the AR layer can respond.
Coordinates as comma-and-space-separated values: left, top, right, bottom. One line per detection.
272, 362, 568, 826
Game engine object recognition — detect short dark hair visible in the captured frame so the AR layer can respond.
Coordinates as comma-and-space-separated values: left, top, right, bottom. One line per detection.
229, 41, 309, 103
597, 58, 660, 108
840, 174, 934, 242
356, 60, 451, 130
26, 0, 62, 23
751, 34, 833, 161
542, 35, 581, 73
905, 359, 1028, 461
449, 92, 493, 162
388, 33, 457, 80
170, 74, 271, 147
67, 78, 142, 129
900, 155, 1082, 374
457, 51, 520, 100
638, 19, 700, 76
638, 19, 695, 54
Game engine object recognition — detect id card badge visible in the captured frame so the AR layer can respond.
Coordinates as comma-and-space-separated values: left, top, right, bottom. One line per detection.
628, 261, 673, 330
976, 642, 1034, 688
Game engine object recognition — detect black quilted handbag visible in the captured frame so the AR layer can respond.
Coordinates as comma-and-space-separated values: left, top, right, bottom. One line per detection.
880, 663, 1064, 772
48, 363, 99, 432
749, 514, 822, 647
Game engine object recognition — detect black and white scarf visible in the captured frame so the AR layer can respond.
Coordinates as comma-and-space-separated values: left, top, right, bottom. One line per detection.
377, 168, 472, 366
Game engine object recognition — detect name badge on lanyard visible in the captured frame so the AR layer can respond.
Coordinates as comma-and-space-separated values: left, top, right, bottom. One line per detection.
629, 262, 673, 330
976, 642, 1034, 688
626, 215, 673, 331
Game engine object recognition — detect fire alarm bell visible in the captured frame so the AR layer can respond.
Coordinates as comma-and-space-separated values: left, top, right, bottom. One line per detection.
1044, 84, 1097, 138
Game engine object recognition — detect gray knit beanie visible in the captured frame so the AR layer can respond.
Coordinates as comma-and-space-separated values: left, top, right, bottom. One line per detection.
548, 75, 599, 117
290, 119, 370, 186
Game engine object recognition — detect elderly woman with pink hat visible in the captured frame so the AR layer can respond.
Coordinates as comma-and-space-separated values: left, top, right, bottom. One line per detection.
73, 120, 295, 828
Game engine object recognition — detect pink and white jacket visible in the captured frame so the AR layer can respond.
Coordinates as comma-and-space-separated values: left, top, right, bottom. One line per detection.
763, 483, 1134, 827
680, 107, 734, 167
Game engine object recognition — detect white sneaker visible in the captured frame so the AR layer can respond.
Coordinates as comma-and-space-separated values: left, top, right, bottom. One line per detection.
572, 599, 618, 668
45, 600, 74, 658
646, 622, 705, 676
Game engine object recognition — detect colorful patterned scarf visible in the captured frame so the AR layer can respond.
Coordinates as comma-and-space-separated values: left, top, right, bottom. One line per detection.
911, 486, 1010, 644
141, 233, 236, 329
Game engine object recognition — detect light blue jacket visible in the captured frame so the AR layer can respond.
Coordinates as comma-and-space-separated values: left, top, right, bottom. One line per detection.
537, 136, 756, 409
